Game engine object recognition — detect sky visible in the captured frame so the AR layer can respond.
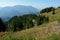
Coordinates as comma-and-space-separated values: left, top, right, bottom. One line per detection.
0, 0, 60, 9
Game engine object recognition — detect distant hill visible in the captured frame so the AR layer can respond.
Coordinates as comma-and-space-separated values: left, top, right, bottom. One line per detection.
0, 5, 39, 21
0, 5, 39, 17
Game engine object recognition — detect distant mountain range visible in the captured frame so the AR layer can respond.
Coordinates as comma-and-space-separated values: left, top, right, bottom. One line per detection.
0, 5, 39, 17
0, 5, 39, 21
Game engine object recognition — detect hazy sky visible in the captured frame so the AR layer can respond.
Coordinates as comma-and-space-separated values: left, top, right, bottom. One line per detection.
0, 0, 60, 9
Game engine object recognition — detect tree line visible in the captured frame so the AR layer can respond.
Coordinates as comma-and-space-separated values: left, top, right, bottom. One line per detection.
40, 7, 55, 14
0, 14, 49, 32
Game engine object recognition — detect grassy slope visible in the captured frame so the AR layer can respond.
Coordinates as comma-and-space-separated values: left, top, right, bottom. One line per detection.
41, 8, 60, 22
0, 8, 60, 40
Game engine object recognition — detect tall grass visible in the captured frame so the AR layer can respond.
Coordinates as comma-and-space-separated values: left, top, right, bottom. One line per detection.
48, 33, 60, 40
0, 32, 60, 40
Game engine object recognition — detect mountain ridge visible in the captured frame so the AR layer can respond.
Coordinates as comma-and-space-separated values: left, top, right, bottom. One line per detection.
0, 5, 39, 17
0, 5, 39, 21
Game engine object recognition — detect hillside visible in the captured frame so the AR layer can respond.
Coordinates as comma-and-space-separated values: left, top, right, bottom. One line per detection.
0, 21, 60, 40
40, 8, 60, 22
0, 8, 60, 40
